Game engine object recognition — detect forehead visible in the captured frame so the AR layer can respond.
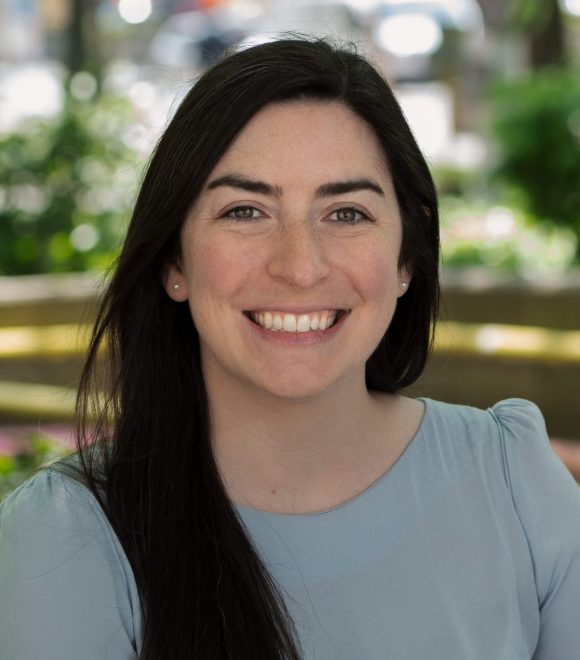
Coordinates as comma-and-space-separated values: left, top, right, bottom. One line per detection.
207, 99, 391, 185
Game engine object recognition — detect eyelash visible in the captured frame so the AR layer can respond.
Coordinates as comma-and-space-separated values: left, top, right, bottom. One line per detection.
220, 205, 373, 224
221, 206, 263, 221
328, 207, 372, 224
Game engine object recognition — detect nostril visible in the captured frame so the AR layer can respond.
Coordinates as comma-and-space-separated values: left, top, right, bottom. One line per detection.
266, 233, 330, 287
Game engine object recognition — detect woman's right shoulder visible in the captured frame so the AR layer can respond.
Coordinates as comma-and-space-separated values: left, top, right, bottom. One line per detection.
0, 463, 112, 568
0, 461, 95, 529
0, 462, 142, 658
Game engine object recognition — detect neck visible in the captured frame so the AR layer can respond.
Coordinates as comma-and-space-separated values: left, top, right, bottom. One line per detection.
206, 369, 402, 513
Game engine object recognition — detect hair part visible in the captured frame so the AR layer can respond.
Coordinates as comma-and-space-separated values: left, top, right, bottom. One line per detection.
72, 36, 439, 659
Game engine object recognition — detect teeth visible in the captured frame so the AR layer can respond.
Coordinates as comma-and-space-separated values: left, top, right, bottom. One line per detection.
296, 315, 310, 332
250, 310, 339, 333
272, 314, 283, 330
283, 315, 297, 332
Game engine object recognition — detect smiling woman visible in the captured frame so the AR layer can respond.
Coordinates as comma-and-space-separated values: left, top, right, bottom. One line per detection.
1, 38, 580, 660
165, 100, 408, 403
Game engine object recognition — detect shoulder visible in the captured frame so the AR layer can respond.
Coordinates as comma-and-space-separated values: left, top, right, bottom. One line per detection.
487, 397, 547, 443
0, 465, 141, 658
0, 464, 132, 590
424, 397, 580, 538
418, 397, 558, 494
1, 461, 105, 545
1, 465, 92, 532
422, 396, 547, 448
422, 399, 580, 657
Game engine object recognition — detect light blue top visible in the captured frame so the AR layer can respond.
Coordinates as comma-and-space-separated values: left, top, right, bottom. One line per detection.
1, 398, 580, 659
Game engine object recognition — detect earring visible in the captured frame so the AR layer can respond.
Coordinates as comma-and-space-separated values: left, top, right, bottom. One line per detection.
400, 281, 408, 290
172, 283, 181, 290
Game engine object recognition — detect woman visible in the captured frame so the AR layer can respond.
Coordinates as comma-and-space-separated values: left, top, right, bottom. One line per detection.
1, 38, 579, 660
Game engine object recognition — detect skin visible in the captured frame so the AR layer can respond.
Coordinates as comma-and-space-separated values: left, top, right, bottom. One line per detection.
165, 100, 424, 514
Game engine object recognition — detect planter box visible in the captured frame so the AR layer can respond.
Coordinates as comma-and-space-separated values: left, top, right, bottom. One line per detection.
0, 273, 101, 328
1, 271, 579, 439
440, 268, 580, 330
409, 353, 579, 439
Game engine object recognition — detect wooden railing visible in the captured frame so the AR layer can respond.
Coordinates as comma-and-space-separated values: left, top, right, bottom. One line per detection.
1, 319, 579, 414
1, 318, 580, 478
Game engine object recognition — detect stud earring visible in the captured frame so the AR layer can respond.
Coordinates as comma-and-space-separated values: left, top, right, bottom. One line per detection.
400, 281, 408, 290
172, 283, 181, 290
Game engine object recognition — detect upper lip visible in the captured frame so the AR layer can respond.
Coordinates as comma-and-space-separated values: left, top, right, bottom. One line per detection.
244, 306, 349, 314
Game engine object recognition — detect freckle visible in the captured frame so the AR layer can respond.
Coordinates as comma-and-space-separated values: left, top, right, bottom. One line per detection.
271, 488, 277, 495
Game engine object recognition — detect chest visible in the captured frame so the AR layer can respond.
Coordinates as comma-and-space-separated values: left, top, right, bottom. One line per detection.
242, 471, 539, 660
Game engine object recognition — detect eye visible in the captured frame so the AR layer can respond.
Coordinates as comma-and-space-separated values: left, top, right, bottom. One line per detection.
329, 207, 372, 224
221, 205, 263, 221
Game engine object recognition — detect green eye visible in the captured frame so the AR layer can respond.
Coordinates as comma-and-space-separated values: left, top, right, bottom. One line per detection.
219, 205, 263, 221
332, 207, 371, 224
228, 206, 257, 220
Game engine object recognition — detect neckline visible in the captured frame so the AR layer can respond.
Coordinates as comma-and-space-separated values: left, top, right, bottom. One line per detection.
235, 397, 432, 520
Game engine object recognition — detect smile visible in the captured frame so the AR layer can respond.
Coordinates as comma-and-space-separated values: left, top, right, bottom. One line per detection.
246, 310, 347, 333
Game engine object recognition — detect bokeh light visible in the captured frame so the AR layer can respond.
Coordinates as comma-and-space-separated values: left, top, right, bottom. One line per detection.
563, 0, 580, 16
118, 0, 153, 24
375, 13, 443, 57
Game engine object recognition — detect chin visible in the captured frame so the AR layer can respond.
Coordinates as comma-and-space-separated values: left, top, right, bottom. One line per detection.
256, 378, 333, 402
271, 387, 328, 402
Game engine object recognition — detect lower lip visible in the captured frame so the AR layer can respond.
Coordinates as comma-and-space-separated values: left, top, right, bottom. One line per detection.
244, 312, 350, 345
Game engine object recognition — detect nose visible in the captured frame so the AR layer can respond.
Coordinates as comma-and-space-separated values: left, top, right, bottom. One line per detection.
266, 221, 331, 289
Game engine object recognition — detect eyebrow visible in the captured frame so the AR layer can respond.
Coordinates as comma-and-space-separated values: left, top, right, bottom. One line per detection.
317, 179, 385, 197
205, 174, 385, 198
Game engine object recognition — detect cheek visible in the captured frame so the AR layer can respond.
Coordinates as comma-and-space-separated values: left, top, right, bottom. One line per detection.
362, 253, 402, 351
187, 238, 260, 302
350, 240, 401, 303
368, 255, 398, 294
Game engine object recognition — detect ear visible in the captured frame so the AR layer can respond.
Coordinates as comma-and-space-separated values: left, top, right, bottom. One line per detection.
397, 265, 412, 298
163, 262, 189, 302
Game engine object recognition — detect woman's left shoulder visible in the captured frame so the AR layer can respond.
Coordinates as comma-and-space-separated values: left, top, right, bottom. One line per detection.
419, 397, 567, 489
426, 396, 580, 532
487, 397, 547, 440
483, 398, 580, 508
484, 400, 580, 655
422, 396, 547, 447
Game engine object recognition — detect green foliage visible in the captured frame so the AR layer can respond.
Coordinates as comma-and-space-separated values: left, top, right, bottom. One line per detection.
0, 432, 71, 502
0, 93, 141, 275
489, 68, 580, 259
440, 196, 577, 276
431, 164, 483, 199
507, 0, 556, 31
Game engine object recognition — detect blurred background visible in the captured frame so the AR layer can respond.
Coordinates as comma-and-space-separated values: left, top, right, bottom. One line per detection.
1, 0, 580, 494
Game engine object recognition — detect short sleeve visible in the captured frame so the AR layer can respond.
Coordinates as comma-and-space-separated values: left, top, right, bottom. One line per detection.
0, 469, 141, 660
492, 398, 580, 660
